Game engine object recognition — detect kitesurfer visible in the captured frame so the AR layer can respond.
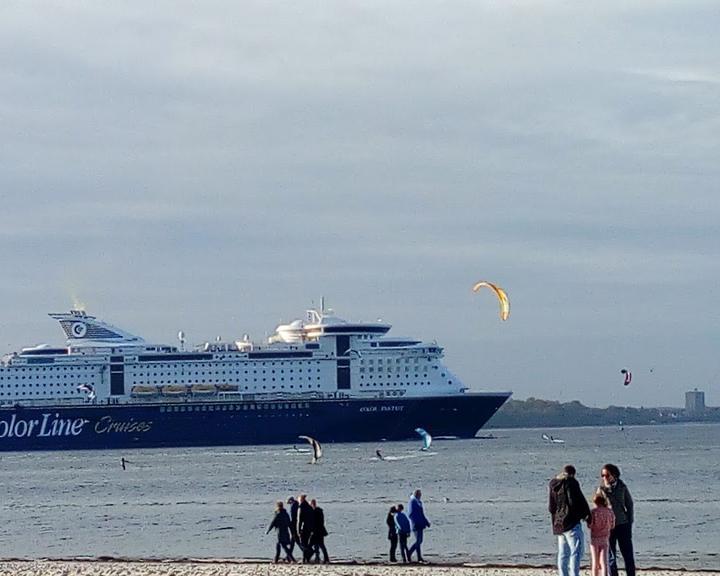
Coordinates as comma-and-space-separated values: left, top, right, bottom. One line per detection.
407, 489, 430, 563
376, 449, 385, 461
266, 500, 296, 563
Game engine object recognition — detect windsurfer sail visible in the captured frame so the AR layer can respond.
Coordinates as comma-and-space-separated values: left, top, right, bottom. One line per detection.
415, 427, 432, 451
298, 435, 322, 463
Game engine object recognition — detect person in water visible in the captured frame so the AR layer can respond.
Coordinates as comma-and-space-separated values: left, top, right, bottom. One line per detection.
599, 464, 635, 576
407, 489, 430, 563
386, 505, 398, 562
590, 490, 615, 576
394, 503, 411, 563
266, 501, 296, 563
310, 498, 330, 563
549, 464, 591, 576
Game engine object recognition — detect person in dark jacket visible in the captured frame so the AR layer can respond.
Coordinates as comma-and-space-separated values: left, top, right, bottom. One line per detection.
549, 464, 591, 576
407, 489, 430, 563
287, 496, 300, 557
297, 494, 315, 563
386, 506, 398, 562
266, 501, 296, 563
310, 498, 330, 563
600, 463, 635, 576
394, 503, 411, 563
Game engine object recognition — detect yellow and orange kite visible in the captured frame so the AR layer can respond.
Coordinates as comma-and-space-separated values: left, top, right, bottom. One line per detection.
472, 281, 510, 321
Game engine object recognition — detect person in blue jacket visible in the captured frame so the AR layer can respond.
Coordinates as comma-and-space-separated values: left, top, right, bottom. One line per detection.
394, 503, 412, 563
407, 489, 430, 562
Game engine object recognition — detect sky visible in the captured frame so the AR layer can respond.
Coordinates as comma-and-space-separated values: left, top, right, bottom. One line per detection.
1, 1, 718, 408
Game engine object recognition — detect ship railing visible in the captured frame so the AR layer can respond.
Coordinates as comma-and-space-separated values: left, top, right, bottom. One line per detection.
1, 397, 91, 408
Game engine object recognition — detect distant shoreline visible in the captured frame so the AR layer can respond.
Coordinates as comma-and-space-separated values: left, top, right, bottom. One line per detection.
1, 560, 718, 576
485, 398, 720, 429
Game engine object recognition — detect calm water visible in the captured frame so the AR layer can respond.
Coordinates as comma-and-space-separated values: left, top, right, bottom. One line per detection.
1, 423, 718, 569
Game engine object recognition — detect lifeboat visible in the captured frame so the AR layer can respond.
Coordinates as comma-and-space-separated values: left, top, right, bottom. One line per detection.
161, 385, 189, 397
131, 385, 158, 397
216, 384, 239, 392
190, 384, 217, 396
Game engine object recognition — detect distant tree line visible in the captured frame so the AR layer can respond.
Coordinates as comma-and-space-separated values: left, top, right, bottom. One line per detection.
485, 397, 720, 429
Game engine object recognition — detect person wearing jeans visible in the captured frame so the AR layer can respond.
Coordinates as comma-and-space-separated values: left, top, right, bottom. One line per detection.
557, 522, 585, 576
549, 465, 592, 576
407, 489, 430, 563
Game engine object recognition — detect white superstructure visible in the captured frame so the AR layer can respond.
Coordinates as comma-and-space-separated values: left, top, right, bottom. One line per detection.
0, 307, 466, 406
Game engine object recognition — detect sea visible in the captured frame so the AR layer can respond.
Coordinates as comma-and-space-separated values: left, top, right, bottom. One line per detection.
1, 423, 718, 569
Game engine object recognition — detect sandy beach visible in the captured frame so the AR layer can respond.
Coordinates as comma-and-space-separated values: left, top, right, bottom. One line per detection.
1, 562, 718, 576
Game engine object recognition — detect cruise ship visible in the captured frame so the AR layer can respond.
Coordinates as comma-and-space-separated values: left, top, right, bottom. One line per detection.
0, 305, 511, 451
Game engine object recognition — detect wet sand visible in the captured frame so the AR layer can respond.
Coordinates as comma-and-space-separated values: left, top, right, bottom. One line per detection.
1, 562, 717, 576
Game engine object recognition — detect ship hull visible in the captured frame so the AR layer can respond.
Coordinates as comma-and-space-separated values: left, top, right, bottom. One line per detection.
0, 393, 510, 451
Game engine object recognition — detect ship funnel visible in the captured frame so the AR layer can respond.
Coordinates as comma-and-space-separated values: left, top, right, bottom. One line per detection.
49, 310, 145, 345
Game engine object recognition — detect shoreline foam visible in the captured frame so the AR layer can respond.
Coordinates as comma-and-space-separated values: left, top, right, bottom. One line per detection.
1, 561, 719, 576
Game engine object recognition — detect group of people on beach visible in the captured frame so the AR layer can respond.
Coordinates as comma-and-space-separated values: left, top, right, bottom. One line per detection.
268, 467, 632, 571
267, 489, 430, 565
266, 494, 329, 564
549, 463, 635, 576
385, 489, 431, 563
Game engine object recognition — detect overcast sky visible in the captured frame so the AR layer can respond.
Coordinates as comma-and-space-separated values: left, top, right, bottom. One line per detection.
1, 1, 718, 407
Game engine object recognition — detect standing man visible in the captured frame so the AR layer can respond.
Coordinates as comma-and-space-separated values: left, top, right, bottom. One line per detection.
599, 464, 635, 576
297, 494, 315, 563
310, 498, 330, 563
407, 489, 430, 563
549, 464, 591, 576
287, 496, 300, 558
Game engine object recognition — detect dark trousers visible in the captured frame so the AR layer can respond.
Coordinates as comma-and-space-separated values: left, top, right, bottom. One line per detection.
609, 523, 635, 576
313, 538, 329, 563
398, 532, 410, 562
389, 533, 398, 562
408, 528, 424, 561
288, 531, 299, 556
275, 541, 295, 562
300, 530, 313, 562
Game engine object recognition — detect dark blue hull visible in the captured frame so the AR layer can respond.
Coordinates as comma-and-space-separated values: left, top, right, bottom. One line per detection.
0, 393, 510, 451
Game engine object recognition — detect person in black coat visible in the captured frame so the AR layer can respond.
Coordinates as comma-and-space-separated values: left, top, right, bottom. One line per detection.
297, 494, 315, 562
287, 496, 300, 557
266, 501, 296, 563
386, 506, 398, 562
549, 464, 592, 576
310, 498, 330, 563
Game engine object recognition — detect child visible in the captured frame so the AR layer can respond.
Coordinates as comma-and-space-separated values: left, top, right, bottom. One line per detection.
394, 503, 411, 563
590, 490, 616, 576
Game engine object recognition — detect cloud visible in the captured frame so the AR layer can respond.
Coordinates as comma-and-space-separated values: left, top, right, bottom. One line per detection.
0, 1, 718, 406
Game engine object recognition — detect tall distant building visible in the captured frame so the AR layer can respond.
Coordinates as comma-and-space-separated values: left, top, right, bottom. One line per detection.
685, 389, 706, 413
